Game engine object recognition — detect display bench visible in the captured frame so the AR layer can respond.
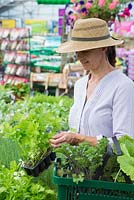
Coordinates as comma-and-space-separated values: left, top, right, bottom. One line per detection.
30, 71, 68, 96
30, 61, 86, 96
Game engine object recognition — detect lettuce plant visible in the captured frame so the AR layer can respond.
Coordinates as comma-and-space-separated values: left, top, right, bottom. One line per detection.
117, 135, 134, 182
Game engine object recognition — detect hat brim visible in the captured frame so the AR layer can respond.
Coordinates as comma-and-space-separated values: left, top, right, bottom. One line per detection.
56, 37, 124, 53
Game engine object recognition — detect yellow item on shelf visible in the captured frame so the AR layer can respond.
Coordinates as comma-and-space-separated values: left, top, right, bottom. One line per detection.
116, 57, 122, 66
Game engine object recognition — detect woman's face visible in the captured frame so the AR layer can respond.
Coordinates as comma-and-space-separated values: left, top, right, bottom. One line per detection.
76, 48, 105, 71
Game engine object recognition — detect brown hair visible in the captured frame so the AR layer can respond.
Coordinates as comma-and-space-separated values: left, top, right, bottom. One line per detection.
106, 46, 116, 67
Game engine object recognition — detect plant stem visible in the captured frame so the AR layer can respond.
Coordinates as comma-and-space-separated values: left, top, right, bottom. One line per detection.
114, 168, 121, 182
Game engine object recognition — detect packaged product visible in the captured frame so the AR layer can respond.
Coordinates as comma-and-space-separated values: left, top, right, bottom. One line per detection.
16, 65, 25, 76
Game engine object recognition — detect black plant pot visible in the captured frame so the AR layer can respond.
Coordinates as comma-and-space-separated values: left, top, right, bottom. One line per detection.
23, 151, 56, 177
50, 152, 56, 161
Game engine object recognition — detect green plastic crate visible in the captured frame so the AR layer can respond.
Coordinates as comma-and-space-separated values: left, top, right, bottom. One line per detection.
53, 167, 134, 200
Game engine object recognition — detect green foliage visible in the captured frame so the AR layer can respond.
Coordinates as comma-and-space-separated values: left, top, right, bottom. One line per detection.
101, 154, 122, 182
0, 138, 21, 168
35, 164, 57, 191
0, 91, 73, 199
55, 135, 134, 184
0, 92, 73, 167
0, 161, 56, 200
55, 137, 109, 183
0, 85, 14, 104
4, 83, 30, 98
117, 135, 134, 181
119, 135, 134, 157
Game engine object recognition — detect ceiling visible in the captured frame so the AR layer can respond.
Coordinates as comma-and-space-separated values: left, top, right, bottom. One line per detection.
0, 0, 34, 13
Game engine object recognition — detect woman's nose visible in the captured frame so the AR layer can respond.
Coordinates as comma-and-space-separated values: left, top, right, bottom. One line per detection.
76, 52, 86, 61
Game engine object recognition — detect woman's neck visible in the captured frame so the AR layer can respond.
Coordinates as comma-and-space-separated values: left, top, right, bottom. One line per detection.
89, 64, 115, 83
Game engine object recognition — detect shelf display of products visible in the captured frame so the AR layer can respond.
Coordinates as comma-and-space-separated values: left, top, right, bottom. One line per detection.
33, 53, 61, 73
0, 28, 31, 85
116, 46, 134, 81
31, 35, 62, 73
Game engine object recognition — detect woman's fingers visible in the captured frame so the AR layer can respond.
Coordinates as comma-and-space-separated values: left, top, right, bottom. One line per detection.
50, 135, 66, 146
50, 132, 81, 147
50, 141, 61, 148
52, 132, 65, 139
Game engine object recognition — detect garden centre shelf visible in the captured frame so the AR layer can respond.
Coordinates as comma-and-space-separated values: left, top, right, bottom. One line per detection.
30, 45, 61, 73
30, 47, 57, 56
34, 61, 61, 73
0, 28, 31, 85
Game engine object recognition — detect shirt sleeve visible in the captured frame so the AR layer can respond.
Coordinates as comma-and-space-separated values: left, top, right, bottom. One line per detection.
112, 81, 134, 138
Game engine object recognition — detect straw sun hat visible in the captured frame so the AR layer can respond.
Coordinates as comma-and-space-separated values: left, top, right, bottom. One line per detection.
57, 18, 123, 53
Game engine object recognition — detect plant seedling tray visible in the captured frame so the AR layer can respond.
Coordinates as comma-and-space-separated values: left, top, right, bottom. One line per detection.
23, 151, 56, 177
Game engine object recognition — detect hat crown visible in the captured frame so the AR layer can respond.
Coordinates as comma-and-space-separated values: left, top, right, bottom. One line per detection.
72, 18, 109, 39
56, 17, 123, 53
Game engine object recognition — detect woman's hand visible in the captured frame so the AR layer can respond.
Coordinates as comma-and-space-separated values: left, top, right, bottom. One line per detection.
50, 132, 97, 147
50, 132, 81, 147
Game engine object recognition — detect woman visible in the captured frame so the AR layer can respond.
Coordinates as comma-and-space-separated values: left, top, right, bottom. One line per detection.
50, 18, 134, 147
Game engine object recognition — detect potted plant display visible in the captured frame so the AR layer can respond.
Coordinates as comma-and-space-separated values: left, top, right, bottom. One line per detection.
0, 93, 73, 177
65, 0, 129, 28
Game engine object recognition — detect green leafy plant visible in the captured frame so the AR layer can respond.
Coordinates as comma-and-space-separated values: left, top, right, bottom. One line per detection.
0, 91, 73, 197
102, 135, 134, 183
0, 138, 21, 168
0, 85, 14, 104
117, 135, 134, 182
4, 83, 30, 98
0, 93, 73, 168
55, 137, 109, 183
0, 161, 56, 200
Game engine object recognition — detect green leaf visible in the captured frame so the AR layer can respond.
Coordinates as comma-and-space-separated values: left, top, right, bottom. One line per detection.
120, 143, 130, 157
117, 155, 134, 181
119, 135, 134, 157
0, 187, 6, 193
72, 172, 84, 184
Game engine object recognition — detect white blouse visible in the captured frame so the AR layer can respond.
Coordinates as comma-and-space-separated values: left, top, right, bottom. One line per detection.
69, 70, 134, 138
